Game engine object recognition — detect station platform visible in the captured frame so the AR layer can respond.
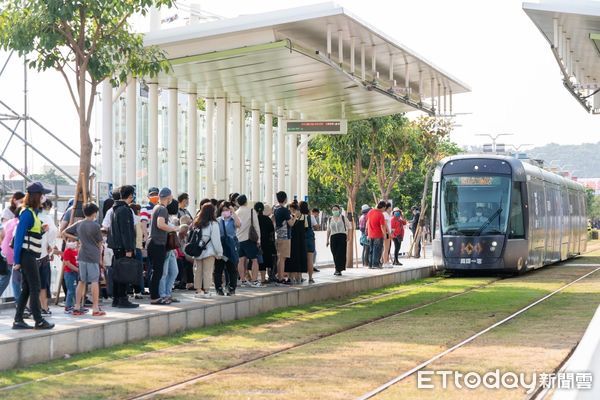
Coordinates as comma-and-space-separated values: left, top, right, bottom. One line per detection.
0, 259, 435, 371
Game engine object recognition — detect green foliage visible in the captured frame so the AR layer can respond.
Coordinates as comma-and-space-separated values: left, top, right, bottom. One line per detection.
29, 168, 68, 185
0, 0, 173, 86
308, 114, 462, 215
0, 0, 175, 199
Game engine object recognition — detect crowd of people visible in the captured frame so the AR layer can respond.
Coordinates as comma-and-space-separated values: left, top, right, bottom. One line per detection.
0, 182, 421, 331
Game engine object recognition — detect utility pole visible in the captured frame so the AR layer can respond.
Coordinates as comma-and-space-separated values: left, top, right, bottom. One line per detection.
23, 59, 28, 176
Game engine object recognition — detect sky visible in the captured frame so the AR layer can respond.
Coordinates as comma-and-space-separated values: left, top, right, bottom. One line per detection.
0, 0, 598, 176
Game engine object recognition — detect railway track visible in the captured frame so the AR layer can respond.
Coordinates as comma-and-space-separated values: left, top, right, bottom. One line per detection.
0, 275, 450, 393
356, 267, 600, 400
125, 277, 504, 400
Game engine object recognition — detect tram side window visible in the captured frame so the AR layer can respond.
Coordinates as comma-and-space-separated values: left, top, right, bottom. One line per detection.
509, 182, 525, 239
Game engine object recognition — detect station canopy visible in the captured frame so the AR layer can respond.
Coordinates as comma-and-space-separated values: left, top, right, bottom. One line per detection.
144, 2, 469, 120
524, 0, 600, 113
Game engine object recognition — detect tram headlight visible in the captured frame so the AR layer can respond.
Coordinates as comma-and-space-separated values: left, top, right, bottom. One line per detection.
448, 241, 453, 247
491, 241, 497, 247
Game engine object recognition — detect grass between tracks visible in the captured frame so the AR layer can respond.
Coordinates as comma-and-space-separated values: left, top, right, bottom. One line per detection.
377, 265, 600, 399
153, 263, 600, 400
0, 275, 493, 399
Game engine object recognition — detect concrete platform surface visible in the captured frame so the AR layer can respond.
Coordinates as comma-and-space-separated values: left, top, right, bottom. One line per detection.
0, 258, 434, 371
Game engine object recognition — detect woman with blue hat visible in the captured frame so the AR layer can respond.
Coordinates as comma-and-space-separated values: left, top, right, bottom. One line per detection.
12, 181, 54, 330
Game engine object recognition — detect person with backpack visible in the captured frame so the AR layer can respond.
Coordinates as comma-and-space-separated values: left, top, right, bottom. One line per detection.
189, 203, 222, 297
214, 202, 239, 296
326, 204, 351, 276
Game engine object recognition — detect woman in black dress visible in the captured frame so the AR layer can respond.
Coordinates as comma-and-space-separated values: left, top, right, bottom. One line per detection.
285, 202, 307, 284
254, 202, 276, 284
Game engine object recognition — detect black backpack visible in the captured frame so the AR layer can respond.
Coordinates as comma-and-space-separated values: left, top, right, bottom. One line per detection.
184, 226, 211, 257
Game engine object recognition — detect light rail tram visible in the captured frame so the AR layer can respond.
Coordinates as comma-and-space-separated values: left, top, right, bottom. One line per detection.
431, 155, 587, 274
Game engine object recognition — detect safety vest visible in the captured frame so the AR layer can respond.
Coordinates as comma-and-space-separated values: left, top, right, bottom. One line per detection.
19, 207, 43, 257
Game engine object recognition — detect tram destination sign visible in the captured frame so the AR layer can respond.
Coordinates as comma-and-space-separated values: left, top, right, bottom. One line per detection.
286, 119, 347, 135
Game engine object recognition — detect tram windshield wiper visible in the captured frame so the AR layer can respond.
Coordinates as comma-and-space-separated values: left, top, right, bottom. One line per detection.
475, 208, 502, 236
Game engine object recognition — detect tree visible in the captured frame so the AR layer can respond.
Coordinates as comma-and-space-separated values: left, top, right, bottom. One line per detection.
29, 168, 68, 185
308, 120, 376, 267
410, 116, 458, 256
0, 0, 174, 202
370, 114, 420, 201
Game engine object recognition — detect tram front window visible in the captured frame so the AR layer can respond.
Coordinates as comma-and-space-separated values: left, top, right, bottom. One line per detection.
441, 175, 511, 236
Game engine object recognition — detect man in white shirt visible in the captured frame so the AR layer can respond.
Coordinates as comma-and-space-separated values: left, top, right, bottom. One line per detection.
235, 195, 262, 287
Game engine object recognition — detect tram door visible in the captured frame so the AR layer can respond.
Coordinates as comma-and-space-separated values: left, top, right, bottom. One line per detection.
543, 183, 553, 264
561, 188, 570, 260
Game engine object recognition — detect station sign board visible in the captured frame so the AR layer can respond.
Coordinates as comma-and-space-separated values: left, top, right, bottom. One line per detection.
286, 119, 347, 135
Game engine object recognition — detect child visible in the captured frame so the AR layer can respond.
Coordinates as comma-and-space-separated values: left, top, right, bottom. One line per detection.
62, 238, 79, 314
64, 203, 106, 316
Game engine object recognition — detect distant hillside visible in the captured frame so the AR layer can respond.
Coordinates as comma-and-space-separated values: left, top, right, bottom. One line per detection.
527, 142, 600, 178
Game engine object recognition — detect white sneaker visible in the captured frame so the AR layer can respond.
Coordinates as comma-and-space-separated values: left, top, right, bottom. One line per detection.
251, 281, 262, 288
202, 291, 212, 298
240, 280, 250, 287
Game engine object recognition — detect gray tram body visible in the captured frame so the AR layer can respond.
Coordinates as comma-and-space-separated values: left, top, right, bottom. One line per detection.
432, 155, 587, 273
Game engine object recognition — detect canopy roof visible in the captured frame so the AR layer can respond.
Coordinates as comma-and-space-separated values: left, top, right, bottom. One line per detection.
145, 2, 469, 120
524, 0, 600, 113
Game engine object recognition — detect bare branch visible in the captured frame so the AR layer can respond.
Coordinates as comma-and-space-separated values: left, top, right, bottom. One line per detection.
56, 63, 79, 110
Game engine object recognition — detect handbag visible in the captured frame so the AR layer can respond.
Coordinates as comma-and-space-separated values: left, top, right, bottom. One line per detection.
184, 225, 212, 258
249, 209, 259, 242
360, 233, 369, 246
112, 256, 143, 284
166, 231, 180, 251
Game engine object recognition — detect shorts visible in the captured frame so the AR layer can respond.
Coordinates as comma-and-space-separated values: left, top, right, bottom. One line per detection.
276, 239, 291, 259
238, 240, 259, 260
79, 261, 100, 283
38, 257, 51, 291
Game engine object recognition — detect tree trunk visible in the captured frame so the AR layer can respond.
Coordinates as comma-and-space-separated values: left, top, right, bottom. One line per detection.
412, 167, 433, 257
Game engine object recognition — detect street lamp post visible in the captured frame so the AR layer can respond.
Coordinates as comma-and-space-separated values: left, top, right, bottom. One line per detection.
475, 133, 514, 153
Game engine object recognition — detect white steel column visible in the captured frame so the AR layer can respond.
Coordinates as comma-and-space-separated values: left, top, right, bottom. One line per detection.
205, 98, 214, 198
187, 89, 197, 210
230, 100, 242, 192
298, 113, 307, 201
148, 82, 159, 188
277, 106, 286, 192
215, 96, 228, 198
251, 100, 260, 201
263, 104, 273, 203
288, 111, 297, 198
168, 85, 178, 192
125, 77, 137, 185
101, 79, 113, 183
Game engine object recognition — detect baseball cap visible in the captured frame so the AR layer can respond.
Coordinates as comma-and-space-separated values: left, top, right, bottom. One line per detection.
159, 187, 172, 198
361, 204, 370, 212
148, 187, 159, 195
393, 207, 401, 212
26, 181, 51, 194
